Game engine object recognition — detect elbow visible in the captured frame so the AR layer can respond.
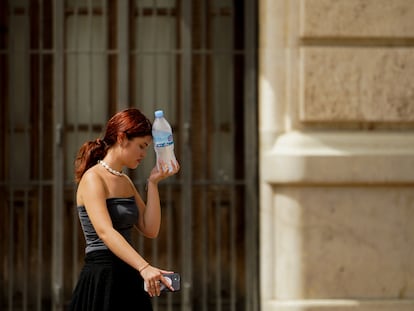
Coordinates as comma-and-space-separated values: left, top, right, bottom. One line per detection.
145, 229, 160, 239
96, 227, 114, 244
142, 224, 160, 239
139, 220, 160, 238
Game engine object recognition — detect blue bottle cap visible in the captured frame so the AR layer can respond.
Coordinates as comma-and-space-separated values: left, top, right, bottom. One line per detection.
155, 110, 164, 118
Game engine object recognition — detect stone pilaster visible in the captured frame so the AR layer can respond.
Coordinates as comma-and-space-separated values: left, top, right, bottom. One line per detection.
259, 0, 414, 310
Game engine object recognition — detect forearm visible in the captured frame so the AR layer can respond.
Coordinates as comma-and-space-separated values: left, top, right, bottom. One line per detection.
142, 180, 161, 237
100, 227, 149, 272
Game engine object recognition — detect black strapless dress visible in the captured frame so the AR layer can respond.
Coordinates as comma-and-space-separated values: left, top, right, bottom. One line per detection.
69, 197, 152, 311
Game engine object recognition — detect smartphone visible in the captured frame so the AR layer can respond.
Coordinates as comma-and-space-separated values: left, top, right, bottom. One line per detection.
160, 273, 181, 292
144, 273, 181, 292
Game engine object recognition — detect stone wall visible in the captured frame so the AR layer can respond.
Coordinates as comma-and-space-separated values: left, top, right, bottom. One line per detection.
259, 0, 414, 310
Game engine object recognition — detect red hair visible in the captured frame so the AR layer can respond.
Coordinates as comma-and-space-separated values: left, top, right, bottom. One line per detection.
74, 108, 152, 183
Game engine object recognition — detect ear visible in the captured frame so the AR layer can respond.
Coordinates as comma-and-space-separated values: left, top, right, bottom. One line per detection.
117, 132, 128, 147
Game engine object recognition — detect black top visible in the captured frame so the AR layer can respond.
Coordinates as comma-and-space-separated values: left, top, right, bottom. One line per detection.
77, 196, 138, 253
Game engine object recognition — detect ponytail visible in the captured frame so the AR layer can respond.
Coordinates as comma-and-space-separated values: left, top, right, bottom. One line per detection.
74, 139, 107, 183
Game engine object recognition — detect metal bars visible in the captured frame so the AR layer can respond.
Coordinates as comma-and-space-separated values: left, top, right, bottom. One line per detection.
179, 1, 193, 311
52, 1, 65, 310
243, 1, 260, 310
0, 1, 258, 310
117, 0, 129, 110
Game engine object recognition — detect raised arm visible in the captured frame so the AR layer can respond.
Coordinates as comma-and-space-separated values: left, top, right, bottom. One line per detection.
129, 160, 180, 238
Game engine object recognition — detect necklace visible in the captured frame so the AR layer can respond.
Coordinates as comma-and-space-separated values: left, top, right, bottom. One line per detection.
98, 160, 124, 176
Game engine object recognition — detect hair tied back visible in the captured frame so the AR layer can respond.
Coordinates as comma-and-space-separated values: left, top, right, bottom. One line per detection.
96, 138, 107, 147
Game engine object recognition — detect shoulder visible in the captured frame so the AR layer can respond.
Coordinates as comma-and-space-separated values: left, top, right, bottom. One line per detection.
80, 165, 104, 185
121, 173, 134, 185
77, 166, 108, 204
122, 174, 139, 194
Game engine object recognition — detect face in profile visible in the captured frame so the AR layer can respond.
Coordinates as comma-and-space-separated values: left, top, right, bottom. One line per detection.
122, 135, 153, 169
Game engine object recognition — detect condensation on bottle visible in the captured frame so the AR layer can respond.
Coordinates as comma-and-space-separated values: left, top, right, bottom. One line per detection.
152, 110, 177, 172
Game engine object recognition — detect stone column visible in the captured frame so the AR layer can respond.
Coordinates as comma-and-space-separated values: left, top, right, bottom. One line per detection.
259, 0, 414, 310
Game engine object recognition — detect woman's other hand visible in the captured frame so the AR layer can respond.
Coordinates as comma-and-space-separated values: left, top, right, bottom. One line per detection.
140, 265, 175, 297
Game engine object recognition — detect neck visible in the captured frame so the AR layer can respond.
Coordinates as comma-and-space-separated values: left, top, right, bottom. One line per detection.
102, 150, 123, 172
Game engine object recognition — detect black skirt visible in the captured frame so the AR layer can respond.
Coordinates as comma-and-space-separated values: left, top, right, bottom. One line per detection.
69, 250, 152, 311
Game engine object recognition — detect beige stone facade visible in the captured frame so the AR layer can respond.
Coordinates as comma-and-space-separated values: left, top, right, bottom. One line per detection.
259, 0, 414, 310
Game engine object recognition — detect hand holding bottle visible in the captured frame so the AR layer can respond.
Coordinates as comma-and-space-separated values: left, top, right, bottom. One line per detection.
152, 110, 178, 173
148, 159, 180, 184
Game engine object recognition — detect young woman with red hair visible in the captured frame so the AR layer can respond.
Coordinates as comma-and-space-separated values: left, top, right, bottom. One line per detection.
69, 108, 179, 311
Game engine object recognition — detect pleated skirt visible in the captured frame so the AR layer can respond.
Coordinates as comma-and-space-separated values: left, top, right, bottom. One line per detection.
69, 250, 152, 311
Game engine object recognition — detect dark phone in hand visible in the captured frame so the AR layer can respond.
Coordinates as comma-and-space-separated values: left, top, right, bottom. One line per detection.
160, 273, 181, 292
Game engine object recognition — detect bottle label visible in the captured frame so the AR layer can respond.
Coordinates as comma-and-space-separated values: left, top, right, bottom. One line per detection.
154, 132, 174, 148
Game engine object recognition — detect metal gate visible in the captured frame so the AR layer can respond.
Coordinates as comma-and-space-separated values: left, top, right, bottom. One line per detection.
0, 1, 258, 310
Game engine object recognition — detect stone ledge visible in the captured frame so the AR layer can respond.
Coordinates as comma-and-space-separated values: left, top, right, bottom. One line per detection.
262, 131, 414, 184
263, 299, 414, 311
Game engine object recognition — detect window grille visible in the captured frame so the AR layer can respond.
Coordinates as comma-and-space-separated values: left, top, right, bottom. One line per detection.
0, 1, 258, 310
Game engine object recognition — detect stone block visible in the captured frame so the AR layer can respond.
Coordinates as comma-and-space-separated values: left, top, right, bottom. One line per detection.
272, 186, 414, 299
300, 0, 414, 38
300, 48, 414, 122
263, 299, 414, 311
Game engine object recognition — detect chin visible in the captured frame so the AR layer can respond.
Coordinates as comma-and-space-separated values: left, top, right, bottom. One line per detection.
129, 163, 139, 169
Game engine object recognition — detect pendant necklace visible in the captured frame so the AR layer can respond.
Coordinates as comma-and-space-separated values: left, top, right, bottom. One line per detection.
98, 160, 124, 176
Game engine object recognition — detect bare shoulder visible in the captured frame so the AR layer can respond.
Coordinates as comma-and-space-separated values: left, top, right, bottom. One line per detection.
77, 166, 107, 205
79, 166, 104, 187
122, 173, 134, 186
119, 174, 138, 196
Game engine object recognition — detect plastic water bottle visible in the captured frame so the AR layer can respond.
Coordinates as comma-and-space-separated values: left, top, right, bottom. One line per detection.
152, 110, 177, 172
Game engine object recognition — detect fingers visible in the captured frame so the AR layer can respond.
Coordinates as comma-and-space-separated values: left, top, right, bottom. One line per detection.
160, 274, 175, 292
145, 274, 175, 297
154, 280, 161, 296
145, 279, 161, 297
147, 160, 180, 185
171, 160, 180, 172
157, 160, 180, 175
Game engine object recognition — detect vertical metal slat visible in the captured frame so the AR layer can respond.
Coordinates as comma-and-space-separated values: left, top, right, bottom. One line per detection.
23, 190, 29, 311
7, 2, 15, 308
117, 0, 129, 110
37, 0, 45, 308
199, 2, 208, 308
180, 0, 193, 310
52, 1, 64, 310
243, 0, 259, 310
7, 191, 14, 311
87, 0, 94, 132
71, 0, 81, 289
23, 2, 30, 308
215, 190, 222, 311
230, 186, 236, 311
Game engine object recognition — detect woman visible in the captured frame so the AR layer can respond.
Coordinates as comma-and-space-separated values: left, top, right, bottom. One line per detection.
69, 108, 179, 310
